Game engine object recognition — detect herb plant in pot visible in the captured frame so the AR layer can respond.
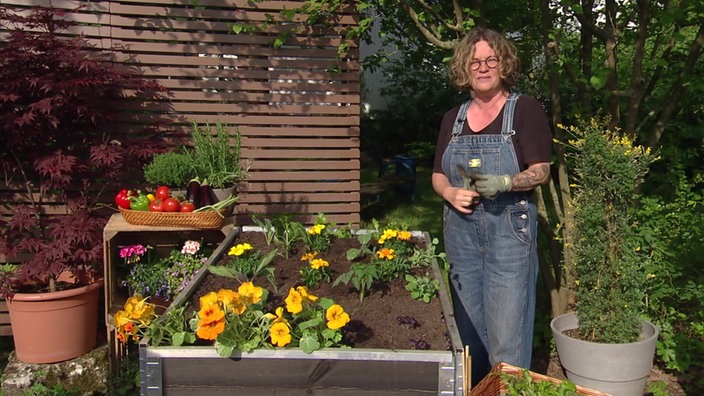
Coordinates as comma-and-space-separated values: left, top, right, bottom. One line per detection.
0, 6, 168, 363
144, 122, 250, 208
550, 117, 660, 396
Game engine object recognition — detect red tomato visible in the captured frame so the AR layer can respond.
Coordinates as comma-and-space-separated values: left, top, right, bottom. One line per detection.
149, 200, 164, 212
180, 201, 196, 212
155, 185, 171, 201
162, 197, 180, 212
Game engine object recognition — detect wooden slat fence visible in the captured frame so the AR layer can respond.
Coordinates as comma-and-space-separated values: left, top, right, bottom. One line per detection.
0, 0, 361, 226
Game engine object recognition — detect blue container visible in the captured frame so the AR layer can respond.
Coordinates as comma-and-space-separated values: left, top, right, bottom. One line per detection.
379, 154, 418, 201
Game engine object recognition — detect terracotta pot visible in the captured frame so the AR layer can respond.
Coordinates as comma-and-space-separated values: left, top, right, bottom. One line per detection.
6, 279, 103, 364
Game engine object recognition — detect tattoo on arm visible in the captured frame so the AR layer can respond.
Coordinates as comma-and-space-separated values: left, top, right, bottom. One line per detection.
511, 163, 550, 191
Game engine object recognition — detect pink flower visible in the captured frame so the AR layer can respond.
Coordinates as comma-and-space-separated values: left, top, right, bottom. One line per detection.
181, 240, 201, 255
120, 244, 146, 259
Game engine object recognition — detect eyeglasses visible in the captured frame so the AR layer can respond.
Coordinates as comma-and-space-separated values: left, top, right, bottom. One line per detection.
470, 56, 500, 71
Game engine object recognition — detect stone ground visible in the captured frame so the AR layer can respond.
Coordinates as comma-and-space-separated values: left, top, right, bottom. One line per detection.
1, 345, 108, 395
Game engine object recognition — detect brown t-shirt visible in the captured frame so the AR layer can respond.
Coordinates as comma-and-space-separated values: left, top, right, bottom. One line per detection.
433, 95, 552, 174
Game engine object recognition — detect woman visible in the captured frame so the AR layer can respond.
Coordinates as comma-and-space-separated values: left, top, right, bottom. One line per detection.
432, 27, 552, 385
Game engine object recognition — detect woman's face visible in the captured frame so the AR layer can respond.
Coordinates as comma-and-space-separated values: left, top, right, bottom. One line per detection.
469, 40, 502, 95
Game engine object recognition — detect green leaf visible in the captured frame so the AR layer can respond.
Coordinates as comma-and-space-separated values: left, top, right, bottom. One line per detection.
172, 332, 186, 346
208, 265, 240, 279
299, 333, 321, 353
215, 342, 234, 358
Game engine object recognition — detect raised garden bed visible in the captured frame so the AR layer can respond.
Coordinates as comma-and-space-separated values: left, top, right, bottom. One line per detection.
139, 226, 465, 395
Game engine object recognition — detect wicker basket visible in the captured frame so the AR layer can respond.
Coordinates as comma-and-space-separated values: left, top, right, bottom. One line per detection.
118, 208, 227, 229
470, 362, 611, 396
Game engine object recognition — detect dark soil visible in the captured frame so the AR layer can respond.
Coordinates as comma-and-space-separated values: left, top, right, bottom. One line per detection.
185, 231, 452, 351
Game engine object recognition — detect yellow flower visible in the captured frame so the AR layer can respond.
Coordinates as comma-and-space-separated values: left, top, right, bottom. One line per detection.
308, 224, 326, 235
309, 258, 329, 270
376, 247, 395, 260
326, 304, 350, 330
228, 243, 253, 257
264, 307, 289, 325
397, 230, 412, 241
296, 286, 318, 302
217, 288, 238, 305
377, 229, 397, 244
285, 287, 303, 314
218, 289, 246, 315
199, 291, 219, 308
270, 321, 292, 347
301, 251, 318, 261
114, 310, 130, 328
125, 295, 154, 322
238, 282, 263, 305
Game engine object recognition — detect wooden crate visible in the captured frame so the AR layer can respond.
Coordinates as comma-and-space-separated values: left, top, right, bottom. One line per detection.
0, 299, 10, 336
103, 213, 235, 369
470, 362, 611, 396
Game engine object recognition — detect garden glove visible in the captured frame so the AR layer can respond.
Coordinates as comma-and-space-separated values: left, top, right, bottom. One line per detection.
472, 174, 512, 199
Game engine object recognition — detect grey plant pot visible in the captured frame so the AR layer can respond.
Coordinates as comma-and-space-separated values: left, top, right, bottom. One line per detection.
550, 312, 658, 396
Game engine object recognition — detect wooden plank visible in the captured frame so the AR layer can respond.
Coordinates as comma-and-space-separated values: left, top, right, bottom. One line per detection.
239, 193, 360, 203
244, 181, 360, 192
114, 54, 360, 70
244, 170, 358, 181
150, 79, 359, 94
135, 102, 360, 116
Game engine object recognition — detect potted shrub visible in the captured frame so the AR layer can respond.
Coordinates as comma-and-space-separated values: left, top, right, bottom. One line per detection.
0, 6, 168, 363
144, 122, 250, 197
550, 116, 659, 396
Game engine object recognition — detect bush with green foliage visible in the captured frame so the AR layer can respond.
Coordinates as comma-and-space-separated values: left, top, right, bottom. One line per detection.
565, 116, 659, 344
144, 151, 195, 188
636, 172, 704, 373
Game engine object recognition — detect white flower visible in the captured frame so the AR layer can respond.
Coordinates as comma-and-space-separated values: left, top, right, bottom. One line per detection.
181, 240, 201, 255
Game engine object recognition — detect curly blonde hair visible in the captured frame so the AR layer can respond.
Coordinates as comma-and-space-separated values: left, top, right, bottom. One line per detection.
449, 27, 520, 92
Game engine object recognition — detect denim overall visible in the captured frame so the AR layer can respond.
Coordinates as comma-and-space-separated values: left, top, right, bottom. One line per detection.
441, 93, 538, 385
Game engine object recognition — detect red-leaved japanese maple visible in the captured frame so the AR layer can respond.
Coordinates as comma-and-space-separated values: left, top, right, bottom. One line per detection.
0, 5, 171, 297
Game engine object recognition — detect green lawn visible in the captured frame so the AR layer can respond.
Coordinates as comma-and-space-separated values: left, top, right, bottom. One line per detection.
360, 165, 445, 250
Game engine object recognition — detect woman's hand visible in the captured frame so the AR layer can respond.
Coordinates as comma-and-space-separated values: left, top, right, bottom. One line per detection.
432, 172, 481, 214
444, 186, 482, 214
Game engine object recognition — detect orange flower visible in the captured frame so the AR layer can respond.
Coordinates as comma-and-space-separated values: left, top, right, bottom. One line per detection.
300, 251, 318, 261
376, 247, 395, 260
397, 230, 412, 241
196, 315, 226, 340
217, 289, 245, 314
196, 303, 226, 340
